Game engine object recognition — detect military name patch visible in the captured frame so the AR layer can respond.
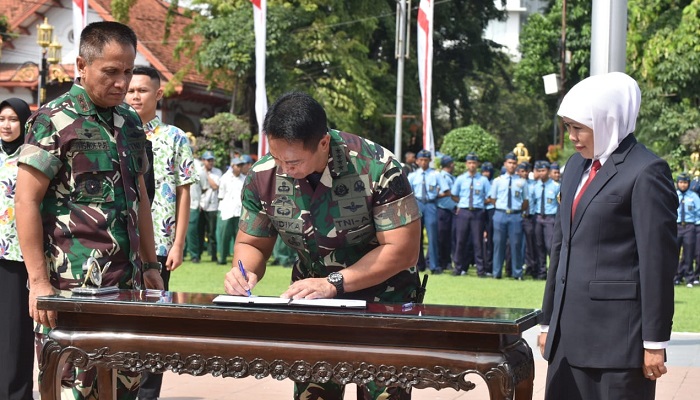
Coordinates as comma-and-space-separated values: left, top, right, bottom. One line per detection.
271, 217, 303, 234
333, 213, 371, 231
71, 139, 110, 152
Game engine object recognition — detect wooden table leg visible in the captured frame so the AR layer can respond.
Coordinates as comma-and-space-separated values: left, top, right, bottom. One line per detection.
96, 366, 116, 400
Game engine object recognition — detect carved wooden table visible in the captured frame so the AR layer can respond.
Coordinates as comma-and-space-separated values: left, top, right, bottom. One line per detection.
37, 291, 541, 399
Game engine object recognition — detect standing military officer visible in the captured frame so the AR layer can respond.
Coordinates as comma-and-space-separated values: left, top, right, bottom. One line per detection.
533, 160, 560, 280
519, 162, 538, 278
489, 152, 529, 279
15, 21, 163, 399
481, 161, 496, 275
408, 150, 451, 274
451, 153, 491, 276
436, 156, 457, 272
224, 92, 421, 400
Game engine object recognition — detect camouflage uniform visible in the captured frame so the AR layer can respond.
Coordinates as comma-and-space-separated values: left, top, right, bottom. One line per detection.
239, 129, 421, 399
19, 82, 148, 399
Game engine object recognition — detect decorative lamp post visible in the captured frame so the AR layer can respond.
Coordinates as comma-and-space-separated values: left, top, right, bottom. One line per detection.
36, 18, 54, 106
48, 36, 62, 65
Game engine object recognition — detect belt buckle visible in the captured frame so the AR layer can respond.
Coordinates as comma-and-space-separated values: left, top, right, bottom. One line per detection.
506, 209, 512, 214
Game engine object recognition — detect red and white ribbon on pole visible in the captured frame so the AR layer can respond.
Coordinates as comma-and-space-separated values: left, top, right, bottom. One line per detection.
417, 0, 434, 156
252, 0, 269, 159
72, 0, 88, 76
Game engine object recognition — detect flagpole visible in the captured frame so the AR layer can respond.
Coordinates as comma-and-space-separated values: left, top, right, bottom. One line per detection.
394, 0, 410, 158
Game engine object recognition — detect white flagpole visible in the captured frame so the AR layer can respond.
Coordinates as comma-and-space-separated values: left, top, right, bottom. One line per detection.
417, 0, 434, 156
252, 0, 268, 159
72, 0, 88, 77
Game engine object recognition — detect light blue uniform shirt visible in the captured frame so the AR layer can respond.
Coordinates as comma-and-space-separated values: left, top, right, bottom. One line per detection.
489, 173, 528, 211
527, 179, 538, 215
452, 173, 491, 209
437, 170, 458, 210
407, 167, 448, 202
533, 179, 561, 215
677, 189, 700, 224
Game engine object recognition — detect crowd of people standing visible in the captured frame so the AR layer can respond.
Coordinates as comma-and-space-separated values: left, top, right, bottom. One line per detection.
403, 149, 562, 280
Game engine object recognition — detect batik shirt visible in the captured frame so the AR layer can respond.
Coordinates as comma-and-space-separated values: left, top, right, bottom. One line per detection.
0, 145, 22, 261
144, 117, 197, 257
239, 129, 421, 302
19, 83, 148, 290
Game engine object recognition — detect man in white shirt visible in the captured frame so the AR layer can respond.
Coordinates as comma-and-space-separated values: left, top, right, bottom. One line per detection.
199, 151, 222, 262
216, 157, 246, 265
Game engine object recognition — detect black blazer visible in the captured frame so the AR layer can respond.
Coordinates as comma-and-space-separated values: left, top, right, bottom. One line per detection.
541, 134, 677, 369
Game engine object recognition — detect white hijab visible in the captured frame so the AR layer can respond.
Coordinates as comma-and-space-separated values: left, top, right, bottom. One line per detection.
557, 72, 641, 160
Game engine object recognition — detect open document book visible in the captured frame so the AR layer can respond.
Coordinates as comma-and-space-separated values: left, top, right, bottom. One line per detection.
213, 295, 366, 309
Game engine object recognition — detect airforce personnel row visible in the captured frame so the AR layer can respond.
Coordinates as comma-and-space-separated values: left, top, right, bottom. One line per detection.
408, 150, 563, 281
675, 172, 700, 287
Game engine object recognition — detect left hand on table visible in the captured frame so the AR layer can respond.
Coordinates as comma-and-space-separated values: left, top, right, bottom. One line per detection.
281, 277, 336, 300
143, 269, 165, 290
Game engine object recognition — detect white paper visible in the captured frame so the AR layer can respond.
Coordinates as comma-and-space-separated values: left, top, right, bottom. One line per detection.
213, 295, 366, 309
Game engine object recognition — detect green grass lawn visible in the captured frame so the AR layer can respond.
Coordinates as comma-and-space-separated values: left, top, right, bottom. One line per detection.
170, 260, 700, 332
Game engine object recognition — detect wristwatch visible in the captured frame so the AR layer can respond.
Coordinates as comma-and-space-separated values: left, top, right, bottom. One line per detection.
327, 272, 344, 297
142, 261, 162, 274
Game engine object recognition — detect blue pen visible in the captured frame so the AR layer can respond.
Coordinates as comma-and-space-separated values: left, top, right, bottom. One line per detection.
237, 260, 252, 297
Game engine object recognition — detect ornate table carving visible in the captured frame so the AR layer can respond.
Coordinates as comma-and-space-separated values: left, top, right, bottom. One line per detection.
37, 291, 540, 400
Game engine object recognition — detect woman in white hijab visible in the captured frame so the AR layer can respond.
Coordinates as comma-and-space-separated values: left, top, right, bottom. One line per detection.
538, 72, 677, 400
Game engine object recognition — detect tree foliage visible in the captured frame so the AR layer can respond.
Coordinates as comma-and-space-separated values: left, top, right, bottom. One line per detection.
198, 112, 250, 161
440, 125, 500, 176
628, 0, 700, 170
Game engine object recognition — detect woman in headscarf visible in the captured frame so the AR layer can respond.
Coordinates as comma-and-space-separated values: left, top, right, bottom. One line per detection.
538, 72, 677, 400
0, 97, 33, 400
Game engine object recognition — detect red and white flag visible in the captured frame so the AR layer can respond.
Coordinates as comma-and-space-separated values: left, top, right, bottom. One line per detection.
417, 0, 434, 155
252, 0, 269, 159
72, 0, 88, 76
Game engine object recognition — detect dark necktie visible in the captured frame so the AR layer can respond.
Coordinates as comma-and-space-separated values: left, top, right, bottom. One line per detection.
469, 176, 474, 209
421, 171, 428, 201
572, 160, 602, 217
681, 192, 686, 223
507, 176, 512, 210
540, 183, 546, 215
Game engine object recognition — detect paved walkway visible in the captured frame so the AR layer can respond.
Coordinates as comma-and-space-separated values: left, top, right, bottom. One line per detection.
31, 329, 700, 399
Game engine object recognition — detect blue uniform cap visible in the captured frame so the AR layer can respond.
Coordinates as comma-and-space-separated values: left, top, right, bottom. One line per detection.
504, 152, 517, 161
550, 162, 560, 171
481, 161, 493, 172
517, 162, 529, 171
241, 154, 254, 164
465, 152, 479, 162
231, 157, 244, 165
535, 160, 550, 170
678, 173, 690, 182
440, 156, 454, 167
416, 149, 432, 159
201, 151, 215, 160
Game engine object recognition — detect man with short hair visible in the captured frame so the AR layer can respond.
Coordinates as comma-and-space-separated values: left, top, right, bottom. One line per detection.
126, 65, 197, 400
533, 160, 560, 280
225, 92, 421, 400
216, 157, 246, 266
451, 153, 491, 276
488, 153, 529, 279
15, 21, 163, 399
436, 156, 457, 272
199, 151, 222, 262
408, 150, 451, 274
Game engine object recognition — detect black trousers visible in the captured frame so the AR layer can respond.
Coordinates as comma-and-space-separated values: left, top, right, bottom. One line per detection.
546, 328, 656, 400
138, 256, 170, 400
0, 260, 34, 400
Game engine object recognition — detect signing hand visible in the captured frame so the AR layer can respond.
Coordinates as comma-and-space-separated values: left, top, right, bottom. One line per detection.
224, 265, 259, 296
143, 269, 165, 290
